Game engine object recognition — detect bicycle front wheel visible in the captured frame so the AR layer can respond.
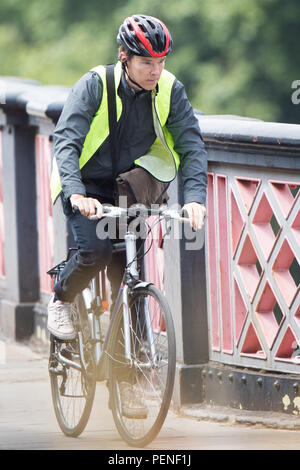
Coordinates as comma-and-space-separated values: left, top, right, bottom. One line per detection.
108, 284, 176, 447
49, 294, 96, 437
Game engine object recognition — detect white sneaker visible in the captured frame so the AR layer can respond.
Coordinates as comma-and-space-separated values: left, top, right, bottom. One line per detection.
47, 295, 76, 340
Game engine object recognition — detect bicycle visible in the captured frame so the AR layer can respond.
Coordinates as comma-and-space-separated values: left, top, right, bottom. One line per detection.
47, 204, 189, 447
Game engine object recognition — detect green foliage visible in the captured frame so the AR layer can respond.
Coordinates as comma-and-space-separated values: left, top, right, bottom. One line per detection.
0, 0, 299, 123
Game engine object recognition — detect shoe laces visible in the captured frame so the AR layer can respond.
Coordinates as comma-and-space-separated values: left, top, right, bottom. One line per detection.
55, 301, 72, 327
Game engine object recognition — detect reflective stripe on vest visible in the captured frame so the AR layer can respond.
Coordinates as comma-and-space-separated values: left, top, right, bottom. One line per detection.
50, 61, 180, 203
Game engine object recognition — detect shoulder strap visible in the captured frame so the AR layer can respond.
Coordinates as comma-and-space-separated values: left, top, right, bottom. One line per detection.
106, 64, 119, 198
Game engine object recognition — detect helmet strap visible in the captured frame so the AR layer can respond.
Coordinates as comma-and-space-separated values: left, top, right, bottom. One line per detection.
122, 60, 146, 92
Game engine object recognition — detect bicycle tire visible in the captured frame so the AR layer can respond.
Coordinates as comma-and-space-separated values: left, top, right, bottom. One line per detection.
49, 293, 96, 437
108, 284, 176, 447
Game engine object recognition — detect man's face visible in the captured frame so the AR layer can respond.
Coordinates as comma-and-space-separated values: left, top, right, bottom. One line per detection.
121, 53, 166, 91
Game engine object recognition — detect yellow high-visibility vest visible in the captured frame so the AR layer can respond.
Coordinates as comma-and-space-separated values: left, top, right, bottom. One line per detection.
50, 61, 180, 203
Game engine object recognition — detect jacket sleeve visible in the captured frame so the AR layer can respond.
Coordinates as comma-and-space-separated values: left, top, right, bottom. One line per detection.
53, 71, 103, 199
166, 79, 207, 206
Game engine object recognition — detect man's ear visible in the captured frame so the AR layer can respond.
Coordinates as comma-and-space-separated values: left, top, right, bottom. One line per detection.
119, 51, 127, 64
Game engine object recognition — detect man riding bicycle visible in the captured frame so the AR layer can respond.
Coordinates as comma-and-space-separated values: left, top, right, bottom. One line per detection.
47, 14, 207, 413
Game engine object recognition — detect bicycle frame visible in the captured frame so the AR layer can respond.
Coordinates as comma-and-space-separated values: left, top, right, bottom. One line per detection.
80, 228, 154, 380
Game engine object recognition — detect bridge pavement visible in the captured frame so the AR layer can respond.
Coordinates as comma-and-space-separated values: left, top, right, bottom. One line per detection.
1, 337, 300, 453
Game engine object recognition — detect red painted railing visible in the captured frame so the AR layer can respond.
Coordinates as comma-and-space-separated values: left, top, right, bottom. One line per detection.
206, 171, 300, 373
35, 134, 54, 294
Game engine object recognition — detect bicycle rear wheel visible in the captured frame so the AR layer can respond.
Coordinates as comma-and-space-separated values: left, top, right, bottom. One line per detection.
108, 284, 176, 447
49, 294, 96, 437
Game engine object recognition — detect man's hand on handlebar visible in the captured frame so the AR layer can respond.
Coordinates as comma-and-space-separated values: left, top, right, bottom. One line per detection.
70, 194, 103, 219
182, 202, 206, 231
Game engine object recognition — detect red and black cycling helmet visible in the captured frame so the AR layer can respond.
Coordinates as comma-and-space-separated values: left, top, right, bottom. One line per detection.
117, 14, 173, 58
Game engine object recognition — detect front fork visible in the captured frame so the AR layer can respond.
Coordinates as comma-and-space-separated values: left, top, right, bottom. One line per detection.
122, 231, 156, 365
122, 285, 157, 366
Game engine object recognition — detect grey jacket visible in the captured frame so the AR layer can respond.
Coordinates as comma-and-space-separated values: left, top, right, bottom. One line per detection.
54, 66, 207, 205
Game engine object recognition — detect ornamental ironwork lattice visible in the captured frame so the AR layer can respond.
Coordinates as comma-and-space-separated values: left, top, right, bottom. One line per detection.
206, 171, 300, 374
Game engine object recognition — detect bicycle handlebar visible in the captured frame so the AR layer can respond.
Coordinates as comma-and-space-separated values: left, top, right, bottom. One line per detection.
102, 205, 190, 223
72, 204, 190, 224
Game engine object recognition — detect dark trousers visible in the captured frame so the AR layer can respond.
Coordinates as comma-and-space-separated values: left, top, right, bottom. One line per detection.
54, 195, 126, 304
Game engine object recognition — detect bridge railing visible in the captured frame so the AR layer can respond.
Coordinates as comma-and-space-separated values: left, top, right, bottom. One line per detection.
200, 116, 300, 375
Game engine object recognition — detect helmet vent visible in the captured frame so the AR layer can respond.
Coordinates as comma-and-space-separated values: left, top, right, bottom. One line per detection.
148, 20, 156, 30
